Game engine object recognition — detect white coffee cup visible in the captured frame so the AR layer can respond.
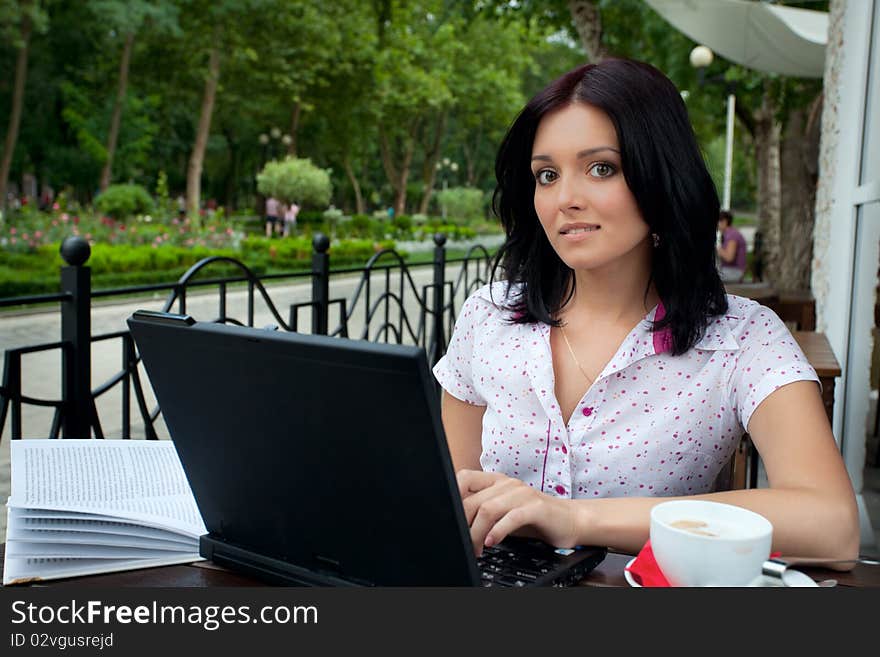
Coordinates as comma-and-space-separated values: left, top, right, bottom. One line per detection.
649, 500, 773, 587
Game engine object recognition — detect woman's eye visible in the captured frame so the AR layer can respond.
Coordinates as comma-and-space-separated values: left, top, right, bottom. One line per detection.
589, 162, 615, 178
535, 169, 557, 185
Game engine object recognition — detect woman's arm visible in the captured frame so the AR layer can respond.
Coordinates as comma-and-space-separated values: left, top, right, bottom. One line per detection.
441, 390, 485, 472
458, 381, 860, 566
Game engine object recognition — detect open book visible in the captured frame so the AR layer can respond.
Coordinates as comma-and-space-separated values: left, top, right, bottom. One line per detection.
3, 439, 206, 585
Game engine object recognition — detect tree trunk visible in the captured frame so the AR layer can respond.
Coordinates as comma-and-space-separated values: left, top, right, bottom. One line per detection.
287, 102, 301, 157
417, 112, 447, 215
343, 155, 365, 214
379, 124, 416, 217
462, 128, 482, 187
753, 91, 782, 285
99, 32, 135, 192
222, 127, 239, 210
567, 0, 607, 63
777, 94, 822, 292
0, 14, 32, 212
186, 46, 221, 224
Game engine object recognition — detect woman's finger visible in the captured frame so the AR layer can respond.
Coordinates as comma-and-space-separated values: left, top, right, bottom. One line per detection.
456, 469, 507, 501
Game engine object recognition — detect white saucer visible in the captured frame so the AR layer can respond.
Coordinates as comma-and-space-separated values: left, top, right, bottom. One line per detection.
757, 569, 819, 588
623, 557, 642, 587
623, 557, 819, 587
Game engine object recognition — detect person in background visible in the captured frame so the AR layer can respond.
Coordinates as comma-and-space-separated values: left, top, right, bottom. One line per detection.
264, 196, 281, 238
716, 210, 747, 282
283, 201, 300, 237
433, 58, 858, 566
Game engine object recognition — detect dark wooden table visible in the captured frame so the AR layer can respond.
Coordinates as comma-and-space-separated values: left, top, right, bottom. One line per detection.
792, 330, 841, 423
3, 549, 876, 588
725, 282, 780, 304
725, 283, 817, 332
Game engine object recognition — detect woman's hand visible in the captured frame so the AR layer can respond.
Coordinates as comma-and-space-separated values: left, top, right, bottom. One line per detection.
456, 469, 582, 556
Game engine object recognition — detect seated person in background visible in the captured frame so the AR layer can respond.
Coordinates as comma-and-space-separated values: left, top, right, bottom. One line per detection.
433, 58, 859, 567
716, 210, 747, 282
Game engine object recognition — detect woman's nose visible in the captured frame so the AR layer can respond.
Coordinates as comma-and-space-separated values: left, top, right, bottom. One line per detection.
556, 174, 585, 212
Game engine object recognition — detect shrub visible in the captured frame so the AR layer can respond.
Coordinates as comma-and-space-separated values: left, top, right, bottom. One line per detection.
256, 157, 332, 208
434, 186, 486, 222
94, 184, 156, 220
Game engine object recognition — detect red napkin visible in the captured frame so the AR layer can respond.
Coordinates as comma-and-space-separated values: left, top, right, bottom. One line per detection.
626, 543, 782, 587
625, 540, 671, 587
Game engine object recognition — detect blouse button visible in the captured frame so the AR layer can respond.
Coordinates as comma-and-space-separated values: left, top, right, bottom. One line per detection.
582, 406, 594, 417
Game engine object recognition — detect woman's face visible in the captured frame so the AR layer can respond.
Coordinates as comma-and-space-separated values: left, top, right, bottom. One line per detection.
530, 102, 651, 273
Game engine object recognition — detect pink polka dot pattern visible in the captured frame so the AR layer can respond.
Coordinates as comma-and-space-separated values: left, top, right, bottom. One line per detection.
433, 282, 819, 500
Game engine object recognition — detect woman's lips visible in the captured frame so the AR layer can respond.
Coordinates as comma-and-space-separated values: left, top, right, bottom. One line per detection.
560, 225, 600, 241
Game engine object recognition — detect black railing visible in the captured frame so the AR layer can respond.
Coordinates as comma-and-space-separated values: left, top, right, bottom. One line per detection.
0, 233, 493, 443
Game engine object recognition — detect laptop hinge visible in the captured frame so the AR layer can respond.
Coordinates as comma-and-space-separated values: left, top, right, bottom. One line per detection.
200, 535, 375, 587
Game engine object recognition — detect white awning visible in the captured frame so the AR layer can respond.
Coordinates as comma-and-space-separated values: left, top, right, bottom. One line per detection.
644, 0, 828, 78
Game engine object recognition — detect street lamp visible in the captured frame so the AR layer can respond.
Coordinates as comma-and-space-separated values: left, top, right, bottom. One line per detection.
435, 158, 458, 220
260, 128, 289, 164
690, 44, 736, 212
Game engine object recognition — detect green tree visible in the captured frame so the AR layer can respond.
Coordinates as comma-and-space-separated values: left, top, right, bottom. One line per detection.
417, 12, 530, 214
0, 0, 47, 212
372, 0, 464, 217
256, 157, 331, 208
178, 0, 271, 223
87, 0, 180, 192
306, 2, 378, 214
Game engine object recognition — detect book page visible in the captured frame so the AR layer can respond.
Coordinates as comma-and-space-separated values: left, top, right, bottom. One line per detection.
10, 508, 197, 544
2, 554, 202, 586
6, 541, 198, 559
8, 440, 206, 537
8, 528, 196, 552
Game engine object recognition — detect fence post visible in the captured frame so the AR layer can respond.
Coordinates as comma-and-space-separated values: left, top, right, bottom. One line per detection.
59, 236, 92, 438
311, 233, 330, 335
430, 233, 447, 367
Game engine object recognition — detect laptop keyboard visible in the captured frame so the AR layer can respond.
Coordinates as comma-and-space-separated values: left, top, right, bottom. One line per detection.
476, 542, 570, 587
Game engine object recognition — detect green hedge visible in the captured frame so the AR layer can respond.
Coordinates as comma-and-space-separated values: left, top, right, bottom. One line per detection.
0, 237, 401, 298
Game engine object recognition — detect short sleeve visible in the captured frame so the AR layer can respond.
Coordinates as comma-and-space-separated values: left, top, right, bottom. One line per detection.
432, 292, 488, 405
730, 306, 820, 431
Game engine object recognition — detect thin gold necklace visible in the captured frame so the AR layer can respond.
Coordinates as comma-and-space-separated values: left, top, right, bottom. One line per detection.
559, 324, 594, 384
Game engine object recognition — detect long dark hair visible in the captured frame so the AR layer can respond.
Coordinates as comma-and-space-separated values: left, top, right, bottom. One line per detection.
491, 58, 727, 356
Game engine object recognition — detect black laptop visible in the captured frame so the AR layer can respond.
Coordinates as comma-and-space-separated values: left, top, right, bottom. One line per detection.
127, 310, 606, 587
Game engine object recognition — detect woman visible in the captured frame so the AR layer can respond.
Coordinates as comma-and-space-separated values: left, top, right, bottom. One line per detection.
433, 59, 859, 566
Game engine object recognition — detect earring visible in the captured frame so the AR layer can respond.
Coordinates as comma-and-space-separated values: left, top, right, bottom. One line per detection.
652, 233, 660, 248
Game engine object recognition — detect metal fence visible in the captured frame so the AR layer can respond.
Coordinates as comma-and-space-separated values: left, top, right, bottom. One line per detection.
0, 233, 493, 443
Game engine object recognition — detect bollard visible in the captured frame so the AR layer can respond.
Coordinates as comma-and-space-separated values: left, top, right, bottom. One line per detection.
430, 233, 447, 367
59, 235, 93, 439
311, 233, 330, 335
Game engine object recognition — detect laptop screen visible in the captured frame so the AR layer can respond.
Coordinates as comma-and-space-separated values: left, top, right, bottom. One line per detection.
128, 311, 480, 586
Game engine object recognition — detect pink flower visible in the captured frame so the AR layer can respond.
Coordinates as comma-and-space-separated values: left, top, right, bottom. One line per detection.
52, 220, 59, 226
52, 202, 60, 210
34, 231, 42, 239
22, 232, 29, 240
61, 213, 69, 222
9, 227, 15, 235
